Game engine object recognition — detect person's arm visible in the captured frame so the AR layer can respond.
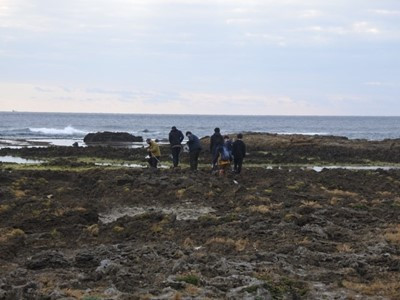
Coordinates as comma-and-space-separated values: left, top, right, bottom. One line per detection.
179, 131, 184, 143
148, 143, 155, 154
168, 132, 172, 144
210, 136, 214, 152
243, 142, 246, 158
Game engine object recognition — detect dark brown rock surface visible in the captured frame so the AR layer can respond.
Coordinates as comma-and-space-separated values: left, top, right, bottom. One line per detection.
83, 131, 143, 144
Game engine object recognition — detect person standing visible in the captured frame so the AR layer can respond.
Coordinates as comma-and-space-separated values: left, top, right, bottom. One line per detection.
186, 131, 202, 171
169, 126, 184, 168
210, 127, 224, 170
232, 133, 246, 174
223, 135, 233, 162
146, 138, 161, 168
217, 140, 232, 175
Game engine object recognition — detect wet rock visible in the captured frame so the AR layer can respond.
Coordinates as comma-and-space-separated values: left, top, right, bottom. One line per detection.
365, 241, 392, 255
354, 261, 369, 277
26, 251, 70, 270
208, 275, 265, 295
325, 225, 350, 240
389, 259, 400, 271
4, 281, 40, 300
171, 258, 188, 274
84, 131, 143, 144
294, 215, 316, 226
95, 259, 121, 278
164, 276, 186, 290
152, 287, 182, 300
104, 286, 119, 296
49, 289, 67, 299
0, 289, 6, 299
301, 224, 328, 239
115, 174, 134, 185
74, 250, 100, 268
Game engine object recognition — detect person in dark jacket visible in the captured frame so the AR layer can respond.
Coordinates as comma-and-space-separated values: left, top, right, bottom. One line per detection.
186, 131, 202, 171
169, 126, 184, 167
210, 127, 224, 170
232, 133, 246, 174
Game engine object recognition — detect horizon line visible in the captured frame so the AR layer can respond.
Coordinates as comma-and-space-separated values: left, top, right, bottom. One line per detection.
1, 110, 400, 118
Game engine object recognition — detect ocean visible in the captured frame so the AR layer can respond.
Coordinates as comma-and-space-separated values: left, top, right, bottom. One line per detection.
1, 112, 400, 146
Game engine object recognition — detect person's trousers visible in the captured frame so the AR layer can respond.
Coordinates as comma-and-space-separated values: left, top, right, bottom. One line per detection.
171, 146, 181, 167
234, 157, 243, 173
189, 149, 201, 171
148, 156, 160, 168
211, 147, 219, 169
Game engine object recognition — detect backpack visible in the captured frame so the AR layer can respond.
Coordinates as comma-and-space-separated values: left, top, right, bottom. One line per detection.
220, 145, 231, 161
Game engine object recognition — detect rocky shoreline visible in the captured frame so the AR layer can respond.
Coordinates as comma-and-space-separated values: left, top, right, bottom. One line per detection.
1, 133, 400, 299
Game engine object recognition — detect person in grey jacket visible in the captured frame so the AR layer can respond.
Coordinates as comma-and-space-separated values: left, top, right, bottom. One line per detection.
186, 131, 202, 171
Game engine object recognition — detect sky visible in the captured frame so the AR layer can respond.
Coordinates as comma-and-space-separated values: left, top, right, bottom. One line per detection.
0, 0, 399, 115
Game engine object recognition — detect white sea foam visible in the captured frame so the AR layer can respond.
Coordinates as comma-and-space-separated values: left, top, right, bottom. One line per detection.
29, 126, 86, 136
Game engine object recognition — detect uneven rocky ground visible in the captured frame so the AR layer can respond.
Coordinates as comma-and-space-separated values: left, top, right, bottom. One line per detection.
1, 134, 400, 299
2, 133, 400, 166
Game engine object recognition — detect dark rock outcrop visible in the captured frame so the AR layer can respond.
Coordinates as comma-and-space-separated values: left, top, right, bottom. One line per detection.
83, 131, 143, 144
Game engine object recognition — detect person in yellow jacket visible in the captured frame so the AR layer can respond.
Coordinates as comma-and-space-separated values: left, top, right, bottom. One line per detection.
146, 138, 161, 168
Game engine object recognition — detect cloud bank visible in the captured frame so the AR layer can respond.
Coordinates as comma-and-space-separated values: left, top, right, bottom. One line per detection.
0, 0, 399, 115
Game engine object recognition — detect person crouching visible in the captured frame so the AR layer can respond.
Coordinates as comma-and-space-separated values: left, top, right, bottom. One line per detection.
146, 138, 161, 168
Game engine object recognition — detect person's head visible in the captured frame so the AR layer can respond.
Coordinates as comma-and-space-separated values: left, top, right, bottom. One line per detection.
237, 133, 243, 139
146, 138, 152, 144
185, 131, 192, 137
171, 126, 177, 131
224, 135, 230, 141
214, 127, 220, 133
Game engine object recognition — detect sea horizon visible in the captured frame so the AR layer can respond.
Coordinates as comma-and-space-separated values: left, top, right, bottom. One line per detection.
2, 110, 400, 118
2, 112, 400, 147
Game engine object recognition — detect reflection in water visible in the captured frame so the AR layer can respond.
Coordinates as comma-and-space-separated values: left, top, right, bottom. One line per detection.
265, 165, 400, 172
311, 166, 400, 172
0, 156, 44, 164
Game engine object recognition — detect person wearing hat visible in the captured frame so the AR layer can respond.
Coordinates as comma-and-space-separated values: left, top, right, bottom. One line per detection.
168, 126, 184, 168
146, 138, 161, 168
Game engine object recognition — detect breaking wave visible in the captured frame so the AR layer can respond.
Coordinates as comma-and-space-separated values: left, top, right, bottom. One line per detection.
28, 126, 86, 136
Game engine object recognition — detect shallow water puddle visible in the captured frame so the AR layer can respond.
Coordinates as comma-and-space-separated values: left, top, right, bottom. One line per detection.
95, 163, 169, 169
95, 162, 169, 169
99, 204, 216, 224
265, 165, 400, 172
95, 162, 145, 168
0, 155, 44, 164
310, 166, 400, 172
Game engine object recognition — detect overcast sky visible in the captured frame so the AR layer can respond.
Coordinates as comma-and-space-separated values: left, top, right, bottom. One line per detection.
0, 0, 399, 115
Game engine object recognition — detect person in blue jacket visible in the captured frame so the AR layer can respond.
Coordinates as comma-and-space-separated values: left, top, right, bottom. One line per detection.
186, 131, 202, 171
223, 135, 233, 162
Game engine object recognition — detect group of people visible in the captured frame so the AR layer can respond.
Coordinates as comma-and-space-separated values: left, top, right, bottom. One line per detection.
145, 126, 246, 174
